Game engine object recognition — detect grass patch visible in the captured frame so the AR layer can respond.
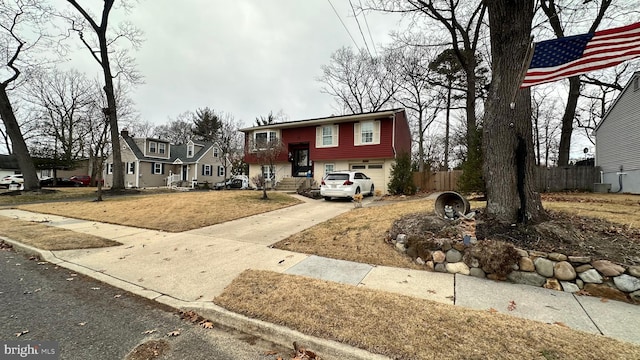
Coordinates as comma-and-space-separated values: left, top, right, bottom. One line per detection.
0, 216, 120, 250
18, 191, 301, 232
0, 188, 99, 206
273, 200, 432, 269
215, 270, 640, 360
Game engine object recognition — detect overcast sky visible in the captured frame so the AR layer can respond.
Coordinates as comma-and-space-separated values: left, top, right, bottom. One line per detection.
66, 0, 403, 128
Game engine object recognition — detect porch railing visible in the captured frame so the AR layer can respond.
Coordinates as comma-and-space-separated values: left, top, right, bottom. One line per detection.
166, 174, 181, 187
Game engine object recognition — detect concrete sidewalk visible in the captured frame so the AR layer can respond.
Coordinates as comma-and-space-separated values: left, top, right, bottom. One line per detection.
1, 194, 639, 357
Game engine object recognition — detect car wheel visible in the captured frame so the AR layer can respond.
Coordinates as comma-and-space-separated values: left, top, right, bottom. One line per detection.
323, 196, 331, 201
354, 187, 361, 197
369, 184, 375, 196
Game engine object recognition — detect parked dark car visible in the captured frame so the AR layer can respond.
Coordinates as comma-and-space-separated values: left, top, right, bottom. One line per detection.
40, 177, 82, 187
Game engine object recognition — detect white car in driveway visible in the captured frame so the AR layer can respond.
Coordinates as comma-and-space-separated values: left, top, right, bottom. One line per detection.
0, 174, 23, 188
320, 171, 374, 200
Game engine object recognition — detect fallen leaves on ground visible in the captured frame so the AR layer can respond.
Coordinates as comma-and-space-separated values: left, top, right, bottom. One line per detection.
507, 300, 517, 311
15, 330, 29, 337
142, 329, 157, 335
166, 330, 181, 337
292, 342, 319, 360
178, 310, 215, 330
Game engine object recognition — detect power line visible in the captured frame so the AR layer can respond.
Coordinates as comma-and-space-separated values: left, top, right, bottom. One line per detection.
358, 0, 378, 56
349, 0, 372, 58
327, 0, 361, 52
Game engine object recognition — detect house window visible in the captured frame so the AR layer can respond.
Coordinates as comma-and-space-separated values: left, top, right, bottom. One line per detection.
158, 143, 166, 155
316, 125, 338, 148
324, 164, 334, 176
187, 143, 194, 157
354, 121, 380, 145
149, 141, 157, 153
127, 162, 135, 174
254, 130, 277, 150
41, 169, 52, 178
213, 147, 219, 158
262, 165, 274, 181
217, 165, 225, 177
202, 164, 212, 176
107, 163, 113, 174
153, 163, 163, 174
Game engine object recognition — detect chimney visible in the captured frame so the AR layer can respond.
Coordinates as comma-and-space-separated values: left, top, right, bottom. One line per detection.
120, 128, 129, 137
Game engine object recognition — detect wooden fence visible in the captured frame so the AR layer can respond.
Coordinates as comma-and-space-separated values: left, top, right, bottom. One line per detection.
413, 166, 601, 192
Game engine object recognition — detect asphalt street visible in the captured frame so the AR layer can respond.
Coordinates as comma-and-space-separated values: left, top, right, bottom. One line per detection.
0, 248, 290, 360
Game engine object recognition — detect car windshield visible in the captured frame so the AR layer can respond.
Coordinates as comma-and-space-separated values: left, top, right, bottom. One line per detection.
325, 173, 349, 181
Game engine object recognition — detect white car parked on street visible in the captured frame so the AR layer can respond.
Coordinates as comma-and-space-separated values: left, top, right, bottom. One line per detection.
0, 174, 23, 188
320, 171, 374, 200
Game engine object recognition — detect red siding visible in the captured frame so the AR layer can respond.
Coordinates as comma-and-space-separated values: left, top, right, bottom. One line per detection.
393, 111, 412, 155
243, 111, 410, 164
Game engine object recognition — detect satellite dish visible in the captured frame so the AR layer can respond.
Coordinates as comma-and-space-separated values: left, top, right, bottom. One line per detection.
583, 147, 589, 154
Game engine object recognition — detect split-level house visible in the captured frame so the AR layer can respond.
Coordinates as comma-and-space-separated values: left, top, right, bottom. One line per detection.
594, 71, 640, 194
103, 129, 226, 188
241, 108, 411, 194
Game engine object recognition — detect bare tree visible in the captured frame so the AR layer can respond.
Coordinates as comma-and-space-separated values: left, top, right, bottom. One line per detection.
0, 0, 53, 190
216, 112, 243, 187
483, 0, 545, 224
531, 89, 562, 166
64, 0, 143, 190
318, 46, 397, 114
23, 69, 94, 179
249, 135, 284, 200
387, 44, 443, 171
153, 115, 193, 144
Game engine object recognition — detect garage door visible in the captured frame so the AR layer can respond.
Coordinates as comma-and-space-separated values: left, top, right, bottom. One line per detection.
350, 163, 385, 194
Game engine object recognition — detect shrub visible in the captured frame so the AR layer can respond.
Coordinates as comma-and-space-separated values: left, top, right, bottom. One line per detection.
388, 152, 416, 195
464, 240, 519, 276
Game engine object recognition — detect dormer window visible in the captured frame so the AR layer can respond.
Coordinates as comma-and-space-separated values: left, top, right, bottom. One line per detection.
187, 142, 194, 158
149, 141, 157, 153
158, 143, 166, 155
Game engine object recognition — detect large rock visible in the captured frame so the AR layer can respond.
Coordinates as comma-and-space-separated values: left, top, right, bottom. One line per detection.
519, 257, 535, 272
434, 263, 447, 273
560, 281, 580, 293
628, 266, 640, 278
446, 249, 462, 263
548, 252, 567, 261
578, 269, 603, 284
446, 262, 470, 275
534, 257, 554, 278
507, 271, 546, 287
613, 274, 640, 293
395, 242, 407, 253
631, 290, 640, 304
469, 267, 486, 278
568, 256, 591, 264
554, 261, 576, 281
591, 260, 625, 277
432, 251, 446, 263
583, 283, 629, 303
575, 264, 593, 273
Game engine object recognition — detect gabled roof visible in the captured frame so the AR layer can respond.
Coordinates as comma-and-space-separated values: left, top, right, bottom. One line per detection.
240, 108, 405, 132
121, 135, 214, 164
595, 71, 639, 133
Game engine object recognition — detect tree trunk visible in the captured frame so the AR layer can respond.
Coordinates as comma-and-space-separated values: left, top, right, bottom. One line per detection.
0, 86, 39, 191
444, 78, 452, 171
557, 76, 580, 166
484, 0, 545, 224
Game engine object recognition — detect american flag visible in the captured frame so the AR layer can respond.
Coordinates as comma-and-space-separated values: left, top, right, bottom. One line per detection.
521, 22, 640, 88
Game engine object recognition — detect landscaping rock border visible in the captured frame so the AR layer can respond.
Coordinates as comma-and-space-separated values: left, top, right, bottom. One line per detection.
390, 234, 640, 304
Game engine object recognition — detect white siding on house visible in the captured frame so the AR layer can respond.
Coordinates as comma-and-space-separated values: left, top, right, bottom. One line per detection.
595, 73, 640, 194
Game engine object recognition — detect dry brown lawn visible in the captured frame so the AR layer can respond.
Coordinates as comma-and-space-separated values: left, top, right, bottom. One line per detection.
0, 188, 98, 206
215, 270, 640, 360
0, 216, 119, 250
17, 191, 301, 232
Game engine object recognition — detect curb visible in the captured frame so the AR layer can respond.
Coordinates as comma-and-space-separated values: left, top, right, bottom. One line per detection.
1, 237, 389, 360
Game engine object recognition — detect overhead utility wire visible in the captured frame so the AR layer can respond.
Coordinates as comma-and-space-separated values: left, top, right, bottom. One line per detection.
358, 0, 378, 56
349, 0, 372, 58
327, 0, 361, 52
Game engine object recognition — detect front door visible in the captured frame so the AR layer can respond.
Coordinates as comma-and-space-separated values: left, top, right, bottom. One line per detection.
182, 165, 188, 181
291, 146, 311, 177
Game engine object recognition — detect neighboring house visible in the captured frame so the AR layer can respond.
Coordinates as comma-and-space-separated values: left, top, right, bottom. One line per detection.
241, 108, 411, 194
0, 154, 88, 180
103, 130, 226, 188
594, 71, 640, 194
0, 154, 21, 179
